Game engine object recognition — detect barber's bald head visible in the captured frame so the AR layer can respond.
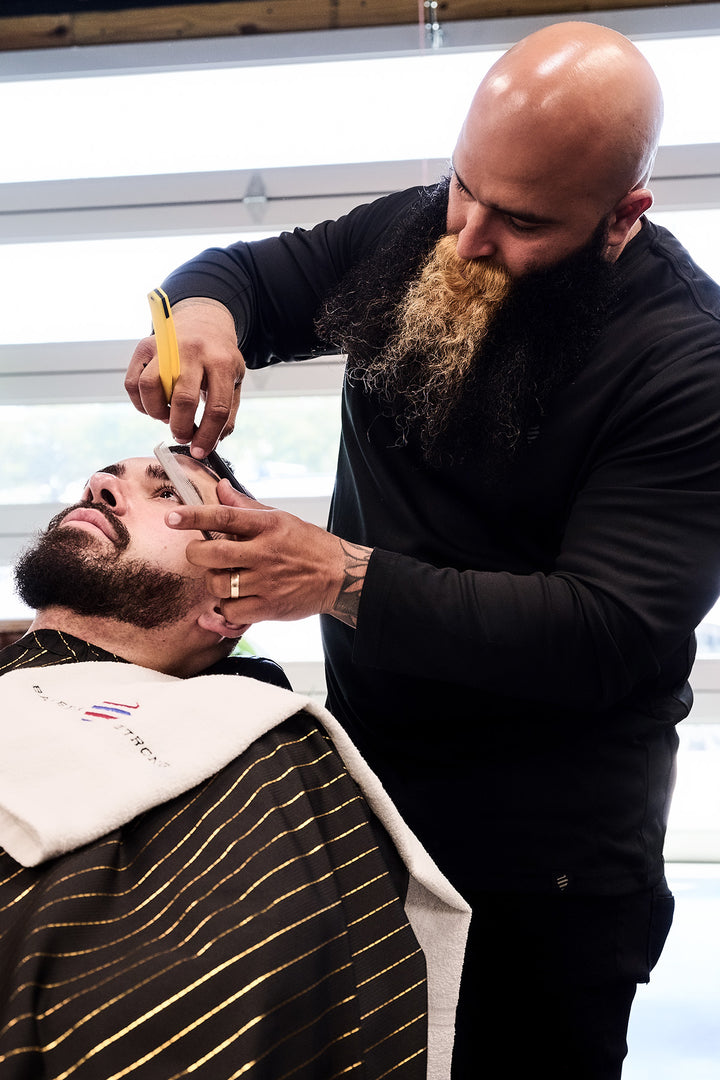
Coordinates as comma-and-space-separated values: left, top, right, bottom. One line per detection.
483, 21, 663, 193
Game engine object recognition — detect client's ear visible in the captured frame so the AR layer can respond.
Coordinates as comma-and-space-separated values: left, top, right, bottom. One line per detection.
197, 607, 247, 640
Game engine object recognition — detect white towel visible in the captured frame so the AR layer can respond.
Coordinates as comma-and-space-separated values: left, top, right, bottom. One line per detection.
0, 661, 470, 1080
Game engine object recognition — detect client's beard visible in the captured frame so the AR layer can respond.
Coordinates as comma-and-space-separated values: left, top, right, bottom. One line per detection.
15, 506, 201, 630
353, 234, 512, 452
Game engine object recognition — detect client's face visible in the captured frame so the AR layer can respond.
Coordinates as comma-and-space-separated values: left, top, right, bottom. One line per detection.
14, 455, 221, 629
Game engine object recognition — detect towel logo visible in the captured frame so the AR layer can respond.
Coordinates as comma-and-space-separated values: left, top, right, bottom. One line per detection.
82, 700, 140, 722
81, 700, 170, 768
30, 683, 169, 768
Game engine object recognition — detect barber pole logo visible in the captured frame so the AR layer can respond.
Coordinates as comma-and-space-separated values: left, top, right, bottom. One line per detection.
82, 700, 140, 722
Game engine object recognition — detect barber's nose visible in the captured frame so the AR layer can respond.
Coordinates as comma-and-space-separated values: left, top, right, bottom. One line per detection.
455, 205, 497, 260
83, 472, 127, 512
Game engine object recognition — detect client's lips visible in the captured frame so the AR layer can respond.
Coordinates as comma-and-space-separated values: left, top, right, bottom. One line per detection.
58, 507, 119, 543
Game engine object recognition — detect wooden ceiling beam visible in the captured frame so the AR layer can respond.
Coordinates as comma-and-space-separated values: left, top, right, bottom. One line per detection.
0, 0, 699, 52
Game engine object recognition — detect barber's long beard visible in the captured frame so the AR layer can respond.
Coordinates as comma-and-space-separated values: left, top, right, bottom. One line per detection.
316, 180, 617, 475
353, 234, 512, 451
349, 227, 616, 473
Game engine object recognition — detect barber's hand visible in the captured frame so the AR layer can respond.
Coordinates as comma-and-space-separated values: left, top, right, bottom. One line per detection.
166, 480, 371, 628
125, 298, 245, 456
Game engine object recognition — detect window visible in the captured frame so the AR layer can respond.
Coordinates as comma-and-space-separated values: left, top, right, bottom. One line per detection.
2, 9, 720, 848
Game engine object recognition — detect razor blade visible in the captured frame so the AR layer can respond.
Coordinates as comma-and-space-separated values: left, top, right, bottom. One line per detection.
153, 442, 216, 541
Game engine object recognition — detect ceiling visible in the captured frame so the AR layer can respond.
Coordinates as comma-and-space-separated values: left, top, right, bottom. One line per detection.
0, 0, 700, 51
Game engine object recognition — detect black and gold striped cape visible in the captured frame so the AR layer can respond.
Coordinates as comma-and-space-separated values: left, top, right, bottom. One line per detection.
0, 632, 428, 1079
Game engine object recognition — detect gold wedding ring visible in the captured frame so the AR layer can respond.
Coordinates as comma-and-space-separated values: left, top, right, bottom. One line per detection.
229, 571, 241, 600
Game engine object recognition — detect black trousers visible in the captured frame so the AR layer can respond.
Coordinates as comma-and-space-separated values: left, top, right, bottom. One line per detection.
451, 881, 675, 1079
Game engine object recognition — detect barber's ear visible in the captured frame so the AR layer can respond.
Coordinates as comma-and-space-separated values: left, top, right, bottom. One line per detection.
606, 187, 653, 254
197, 608, 247, 640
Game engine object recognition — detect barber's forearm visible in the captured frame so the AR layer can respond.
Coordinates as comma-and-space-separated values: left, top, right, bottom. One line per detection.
172, 296, 236, 320
328, 541, 372, 628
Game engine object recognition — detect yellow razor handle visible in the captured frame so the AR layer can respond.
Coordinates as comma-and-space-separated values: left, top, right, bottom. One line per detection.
148, 287, 180, 405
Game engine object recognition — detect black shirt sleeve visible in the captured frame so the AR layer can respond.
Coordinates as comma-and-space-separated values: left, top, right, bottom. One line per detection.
160, 188, 425, 367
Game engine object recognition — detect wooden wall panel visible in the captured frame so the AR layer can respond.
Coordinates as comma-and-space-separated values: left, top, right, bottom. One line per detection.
0, 0, 707, 52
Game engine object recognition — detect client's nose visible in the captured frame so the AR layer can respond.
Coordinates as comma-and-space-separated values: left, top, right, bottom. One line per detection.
83, 472, 126, 512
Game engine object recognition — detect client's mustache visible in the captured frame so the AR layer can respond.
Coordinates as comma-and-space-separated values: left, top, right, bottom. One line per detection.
48, 502, 131, 551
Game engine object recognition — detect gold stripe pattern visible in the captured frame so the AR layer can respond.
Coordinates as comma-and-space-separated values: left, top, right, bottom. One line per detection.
0, 637, 428, 1078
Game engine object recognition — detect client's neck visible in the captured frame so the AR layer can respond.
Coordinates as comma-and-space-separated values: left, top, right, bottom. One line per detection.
29, 608, 229, 678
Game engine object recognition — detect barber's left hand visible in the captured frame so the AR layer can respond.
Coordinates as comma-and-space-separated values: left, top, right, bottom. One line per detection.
166, 480, 370, 626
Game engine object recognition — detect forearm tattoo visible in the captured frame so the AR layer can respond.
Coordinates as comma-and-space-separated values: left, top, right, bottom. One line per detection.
331, 541, 371, 628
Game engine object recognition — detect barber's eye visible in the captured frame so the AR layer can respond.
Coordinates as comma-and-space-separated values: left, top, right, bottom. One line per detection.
507, 217, 540, 234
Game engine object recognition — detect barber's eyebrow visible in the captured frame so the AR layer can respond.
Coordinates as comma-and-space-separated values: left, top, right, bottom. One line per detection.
451, 160, 559, 226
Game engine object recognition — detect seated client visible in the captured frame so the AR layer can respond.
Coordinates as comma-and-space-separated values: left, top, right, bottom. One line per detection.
0, 448, 469, 1080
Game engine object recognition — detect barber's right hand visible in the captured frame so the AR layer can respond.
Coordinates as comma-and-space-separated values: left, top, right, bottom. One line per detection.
125, 297, 246, 457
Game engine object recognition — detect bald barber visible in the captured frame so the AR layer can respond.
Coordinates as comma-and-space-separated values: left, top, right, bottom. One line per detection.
126, 23, 720, 1077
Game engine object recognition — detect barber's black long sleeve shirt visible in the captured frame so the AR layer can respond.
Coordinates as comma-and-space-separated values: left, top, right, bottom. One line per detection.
162, 188, 720, 895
